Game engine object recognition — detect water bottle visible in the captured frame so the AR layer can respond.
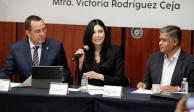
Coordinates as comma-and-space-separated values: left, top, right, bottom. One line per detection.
81, 73, 88, 92
181, 78, 188, 93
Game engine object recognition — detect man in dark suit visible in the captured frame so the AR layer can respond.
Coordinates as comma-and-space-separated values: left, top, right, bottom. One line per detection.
137, 25, 194, 92
0, 15, 71, 83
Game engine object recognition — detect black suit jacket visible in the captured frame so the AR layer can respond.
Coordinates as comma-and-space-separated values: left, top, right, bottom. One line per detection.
78, 45, 128, 87
143, 50, 194, 91
0, 38, 71, 83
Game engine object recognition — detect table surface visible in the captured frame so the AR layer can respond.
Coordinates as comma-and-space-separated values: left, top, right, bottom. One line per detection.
0, 87, 178, 112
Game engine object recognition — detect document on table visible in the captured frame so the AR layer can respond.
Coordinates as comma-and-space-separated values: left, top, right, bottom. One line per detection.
131, 88, 153, 94
68, 88, 79, 91
11, 75, 32, 88
88, 84, 104, 90
132, 88, 188, 95
86, 85, 104, 95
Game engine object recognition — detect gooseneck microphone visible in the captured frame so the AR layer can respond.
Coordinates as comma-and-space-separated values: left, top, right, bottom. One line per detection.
72, 45, 89, 61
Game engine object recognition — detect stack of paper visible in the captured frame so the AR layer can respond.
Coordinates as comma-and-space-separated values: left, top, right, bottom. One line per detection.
131, 88, 153, 94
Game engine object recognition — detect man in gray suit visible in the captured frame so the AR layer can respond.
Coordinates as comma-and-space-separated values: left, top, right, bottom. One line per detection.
0, 15, 71, 83
137, 25, 194, 92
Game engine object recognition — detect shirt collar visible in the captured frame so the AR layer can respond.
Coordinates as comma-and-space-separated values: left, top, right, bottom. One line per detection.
28, 38, 42, 49
164, 48, 181, 61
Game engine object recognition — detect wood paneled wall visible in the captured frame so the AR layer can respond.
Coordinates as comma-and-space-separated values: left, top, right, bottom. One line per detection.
192, 31, 194, 54
0, 22, 193, 87
0, 22, 16, 67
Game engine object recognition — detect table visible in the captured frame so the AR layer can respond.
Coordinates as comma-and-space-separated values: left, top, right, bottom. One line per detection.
0, 87, 177, 112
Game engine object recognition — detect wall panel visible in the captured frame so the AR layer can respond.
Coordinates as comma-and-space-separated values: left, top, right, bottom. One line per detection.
125, 28, 159, 87
46, 24, 86, 84
0, 22, 16, 68
111, 27, 122, 46
181, 30, 192, 53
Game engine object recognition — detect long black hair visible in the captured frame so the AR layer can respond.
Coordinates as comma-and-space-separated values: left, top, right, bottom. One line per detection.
83, 19, 111, 64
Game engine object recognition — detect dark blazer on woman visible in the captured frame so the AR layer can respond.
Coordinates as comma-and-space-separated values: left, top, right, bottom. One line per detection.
78, 45, 128, 87
143, 50, 194, 92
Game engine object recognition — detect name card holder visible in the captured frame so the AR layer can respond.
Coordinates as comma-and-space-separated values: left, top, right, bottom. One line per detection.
49, 82, 68, 96
103, 85, 122, 98
0, 79, 11, 92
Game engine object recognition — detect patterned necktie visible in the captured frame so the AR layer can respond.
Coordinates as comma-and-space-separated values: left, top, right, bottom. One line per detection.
32, 46, 39, 66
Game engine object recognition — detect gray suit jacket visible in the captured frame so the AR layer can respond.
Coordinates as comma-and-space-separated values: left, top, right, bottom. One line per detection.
143, 50, 194, 92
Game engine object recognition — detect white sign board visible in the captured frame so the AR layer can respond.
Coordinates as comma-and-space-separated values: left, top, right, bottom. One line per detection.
0, 0, 194, 30
49, 82, 68, 96
0, 79, 10, 92
103, 85, 122, 98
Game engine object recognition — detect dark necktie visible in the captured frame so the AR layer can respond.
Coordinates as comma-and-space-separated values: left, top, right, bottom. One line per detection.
32, 46, 39, 66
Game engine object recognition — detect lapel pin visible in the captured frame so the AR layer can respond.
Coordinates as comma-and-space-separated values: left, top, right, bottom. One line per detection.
46, 47, 49, 50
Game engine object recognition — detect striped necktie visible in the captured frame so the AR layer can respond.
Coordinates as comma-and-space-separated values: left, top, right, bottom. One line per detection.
32, 46, 39, 66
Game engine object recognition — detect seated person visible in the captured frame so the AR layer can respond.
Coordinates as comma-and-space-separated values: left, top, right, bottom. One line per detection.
0, 15, 71, 83
137, 25, 194, 92
74, 19, 128, 87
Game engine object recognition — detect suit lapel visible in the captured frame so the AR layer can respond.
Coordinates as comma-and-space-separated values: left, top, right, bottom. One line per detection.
21, 38, 32, 67
170, 50, 184, 85
157, 53, 164, 83
40, 39, 49, 65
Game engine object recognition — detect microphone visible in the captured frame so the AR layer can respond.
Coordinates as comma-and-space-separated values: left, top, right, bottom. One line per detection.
72, 45, 89, 61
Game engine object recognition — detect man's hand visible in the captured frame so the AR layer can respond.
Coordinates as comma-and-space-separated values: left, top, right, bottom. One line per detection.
160, 85, 178, 92
137, 82, 146, 89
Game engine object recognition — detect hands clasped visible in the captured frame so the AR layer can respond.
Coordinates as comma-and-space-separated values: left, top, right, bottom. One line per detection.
85, 71, 104, 81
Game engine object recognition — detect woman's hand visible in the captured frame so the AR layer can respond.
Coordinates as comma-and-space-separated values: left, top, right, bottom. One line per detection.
74, 48, 85, 70
86, 71, 104, 81
74, 48, 85, 62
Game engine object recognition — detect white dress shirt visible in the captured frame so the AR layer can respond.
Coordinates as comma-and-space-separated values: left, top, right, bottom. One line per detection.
160, 48, 181, 86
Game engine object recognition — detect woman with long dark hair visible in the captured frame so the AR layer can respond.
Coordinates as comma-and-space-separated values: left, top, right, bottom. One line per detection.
75, 19, 128, 86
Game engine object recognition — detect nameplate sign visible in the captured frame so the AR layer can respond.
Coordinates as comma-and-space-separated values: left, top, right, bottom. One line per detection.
103, 85, 122, 98
0, 79, 10, 92
49, 82, 68, 96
